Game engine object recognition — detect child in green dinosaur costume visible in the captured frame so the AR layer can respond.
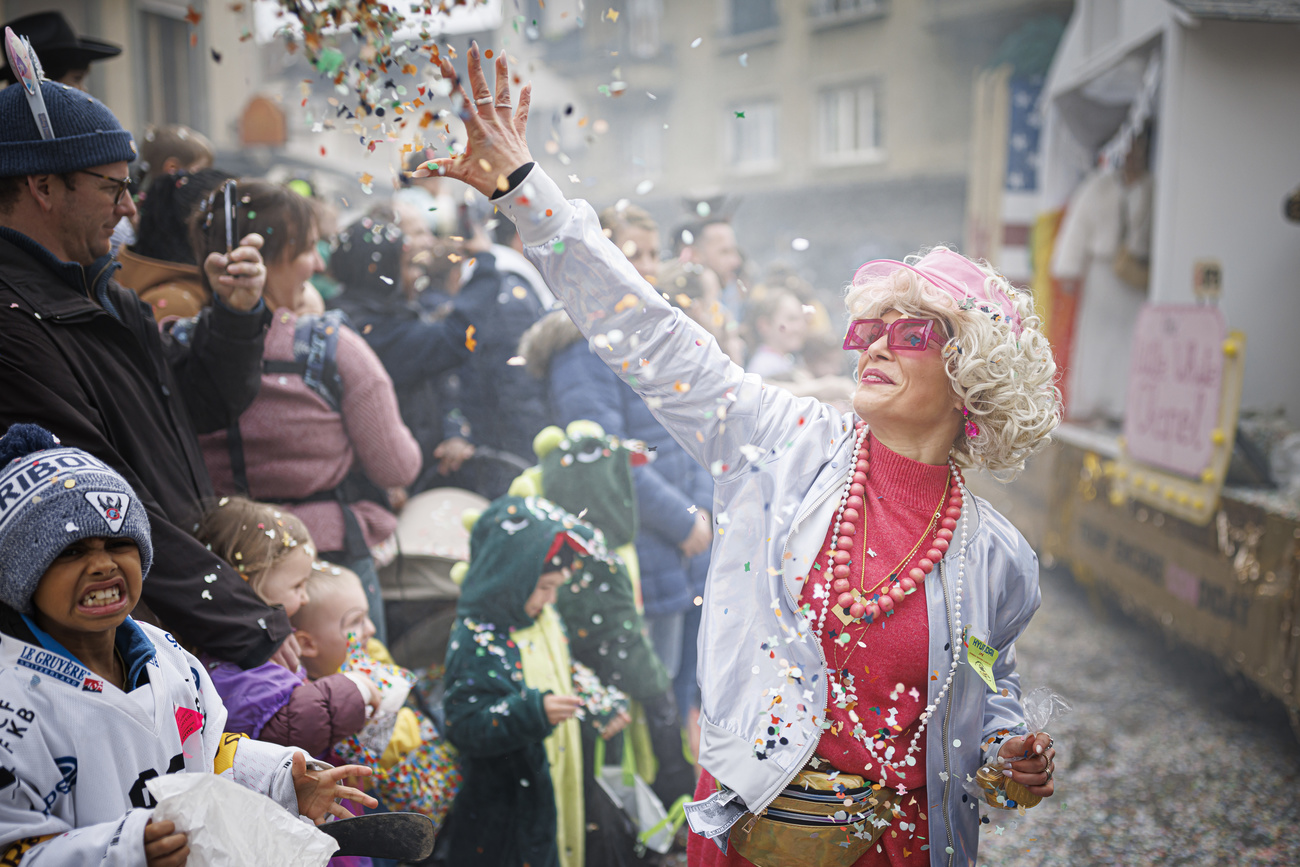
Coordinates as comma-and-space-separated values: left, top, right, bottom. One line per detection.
440, 495, 628, 867
510, 422, 697, 808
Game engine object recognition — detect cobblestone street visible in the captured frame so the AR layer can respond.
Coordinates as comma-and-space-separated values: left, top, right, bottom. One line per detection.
975, 565, 1300, 866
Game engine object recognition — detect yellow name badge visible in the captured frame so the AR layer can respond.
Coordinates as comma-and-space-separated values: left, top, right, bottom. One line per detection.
965, 634, 999, 692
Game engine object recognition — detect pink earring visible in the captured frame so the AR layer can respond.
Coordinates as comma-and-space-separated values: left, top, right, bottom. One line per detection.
962, 406, 980, 438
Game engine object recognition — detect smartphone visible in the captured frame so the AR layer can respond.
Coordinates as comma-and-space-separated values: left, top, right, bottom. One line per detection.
199, 179, 245, 258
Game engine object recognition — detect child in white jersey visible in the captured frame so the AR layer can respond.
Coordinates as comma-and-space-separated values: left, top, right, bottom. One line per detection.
0, 424, 376, 866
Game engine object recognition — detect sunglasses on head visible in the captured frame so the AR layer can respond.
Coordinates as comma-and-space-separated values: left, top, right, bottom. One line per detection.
842, 318, 947, 352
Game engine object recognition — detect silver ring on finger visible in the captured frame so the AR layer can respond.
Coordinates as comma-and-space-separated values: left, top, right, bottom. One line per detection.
495, 102, 512, 109
475, 96, 494, 106
1045, 767, 1054, 782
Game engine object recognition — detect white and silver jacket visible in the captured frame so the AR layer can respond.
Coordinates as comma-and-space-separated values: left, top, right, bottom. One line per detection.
499, 166, 1040, 867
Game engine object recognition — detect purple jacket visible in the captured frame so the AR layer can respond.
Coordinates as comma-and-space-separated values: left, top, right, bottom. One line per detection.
204, 658, 367, 757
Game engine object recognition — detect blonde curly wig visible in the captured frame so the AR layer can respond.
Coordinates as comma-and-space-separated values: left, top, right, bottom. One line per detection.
844, 247, 1061, 479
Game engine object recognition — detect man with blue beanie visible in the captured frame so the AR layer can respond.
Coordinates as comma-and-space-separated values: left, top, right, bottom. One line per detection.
0, 71, 297, 672
0, 423, 377, 865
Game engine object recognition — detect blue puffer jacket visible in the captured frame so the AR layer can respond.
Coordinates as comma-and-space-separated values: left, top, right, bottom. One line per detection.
532, 311, 712, 616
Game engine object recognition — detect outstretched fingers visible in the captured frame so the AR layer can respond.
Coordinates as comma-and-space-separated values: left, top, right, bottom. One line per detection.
419, 46, 533, 196
440, 58, 478, 132
466, 41, 496, 119
514, 83, 532, 139
492, 54, 514, 117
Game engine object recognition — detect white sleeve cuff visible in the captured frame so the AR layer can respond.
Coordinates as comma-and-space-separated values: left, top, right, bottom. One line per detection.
494, 164, 576, 247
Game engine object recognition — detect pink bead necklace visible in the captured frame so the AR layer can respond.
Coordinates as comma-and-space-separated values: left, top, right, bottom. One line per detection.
823, 421, 964, 625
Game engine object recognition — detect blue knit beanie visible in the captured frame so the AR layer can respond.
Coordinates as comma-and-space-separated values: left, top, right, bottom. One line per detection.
0, 80, 135, 175
0, 424, 153, 615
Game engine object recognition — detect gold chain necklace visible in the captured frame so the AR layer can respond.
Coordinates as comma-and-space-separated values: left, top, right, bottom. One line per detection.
856, 475, 948, 598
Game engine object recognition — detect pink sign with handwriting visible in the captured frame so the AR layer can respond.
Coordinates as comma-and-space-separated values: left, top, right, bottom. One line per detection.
1123, 305, 1226, 478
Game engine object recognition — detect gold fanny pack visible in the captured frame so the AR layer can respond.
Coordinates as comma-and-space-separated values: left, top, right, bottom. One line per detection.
727, 767, 902, 867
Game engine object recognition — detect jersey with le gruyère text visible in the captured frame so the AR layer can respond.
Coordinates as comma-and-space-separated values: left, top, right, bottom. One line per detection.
0, 621, 306, 866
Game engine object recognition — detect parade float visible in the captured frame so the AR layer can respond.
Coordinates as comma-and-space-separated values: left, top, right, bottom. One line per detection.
966, 0, 1300, 734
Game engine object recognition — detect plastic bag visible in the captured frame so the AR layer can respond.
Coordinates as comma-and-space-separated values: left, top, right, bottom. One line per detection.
334, 711, 461, 826
333, 633, 461, 828
147, 772, 338, 867
967, 687, 1071, 812
340, 632, 414, 714
592, 732, 685, 856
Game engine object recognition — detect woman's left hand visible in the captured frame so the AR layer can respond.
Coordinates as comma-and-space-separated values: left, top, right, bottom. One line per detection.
996, 731, 1056, 798
290, 752, 377, 823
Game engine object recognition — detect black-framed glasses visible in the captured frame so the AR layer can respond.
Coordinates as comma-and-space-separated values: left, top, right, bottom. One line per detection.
77, 169, 132, 206
842, 318, 947, 352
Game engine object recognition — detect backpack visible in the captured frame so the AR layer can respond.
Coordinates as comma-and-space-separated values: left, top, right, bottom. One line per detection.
219, 309, 375, 562
262, 309, 348, 412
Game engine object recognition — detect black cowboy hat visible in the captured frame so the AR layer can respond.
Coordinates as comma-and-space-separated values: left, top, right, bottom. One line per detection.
0, 11, 121, 84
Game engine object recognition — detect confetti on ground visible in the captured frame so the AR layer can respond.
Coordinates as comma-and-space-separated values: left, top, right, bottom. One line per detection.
972, 564, 1300, 866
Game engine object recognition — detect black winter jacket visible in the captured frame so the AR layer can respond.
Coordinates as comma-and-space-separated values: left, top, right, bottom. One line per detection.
0, 230, 290, 667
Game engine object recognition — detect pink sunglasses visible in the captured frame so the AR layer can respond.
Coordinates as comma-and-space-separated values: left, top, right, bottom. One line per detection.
842, 318, 947, 352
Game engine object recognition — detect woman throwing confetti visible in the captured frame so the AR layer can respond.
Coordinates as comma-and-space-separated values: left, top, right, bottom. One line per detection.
422, 45, 1061, 867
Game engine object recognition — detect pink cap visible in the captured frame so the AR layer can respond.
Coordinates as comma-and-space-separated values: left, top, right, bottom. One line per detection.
852, 248, 1021, 333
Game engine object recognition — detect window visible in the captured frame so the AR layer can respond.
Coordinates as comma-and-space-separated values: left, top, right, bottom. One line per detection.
627, 0, 662, 59
140, 2, 205, 129
819, 81, 883, 163
729, 0, 778, 36
812, 0, 886, 18
726, 100, 778, 172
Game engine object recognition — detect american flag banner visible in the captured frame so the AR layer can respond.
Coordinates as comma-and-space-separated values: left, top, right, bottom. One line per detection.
1000, 74, 1045, 285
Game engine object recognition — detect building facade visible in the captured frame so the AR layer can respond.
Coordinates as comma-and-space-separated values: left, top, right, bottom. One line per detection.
0, 0, 260, 151
500, 0, 1071, 292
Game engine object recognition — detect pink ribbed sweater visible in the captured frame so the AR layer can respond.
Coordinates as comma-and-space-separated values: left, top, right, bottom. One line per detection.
200, 309, 420, 553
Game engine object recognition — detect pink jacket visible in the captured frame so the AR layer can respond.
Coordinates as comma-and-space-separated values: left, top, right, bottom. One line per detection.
200, 309, 421, 552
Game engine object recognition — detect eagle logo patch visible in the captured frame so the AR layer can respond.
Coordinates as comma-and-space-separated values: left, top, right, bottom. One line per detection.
84, 492, 131, 533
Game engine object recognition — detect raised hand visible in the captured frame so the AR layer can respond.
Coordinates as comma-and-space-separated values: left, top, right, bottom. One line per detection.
413, 42, 534, 198
204, 232, 267, 312
291, 752, 378, 824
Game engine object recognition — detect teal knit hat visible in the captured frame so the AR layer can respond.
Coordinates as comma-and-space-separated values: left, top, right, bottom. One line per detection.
0, 79, 135, 175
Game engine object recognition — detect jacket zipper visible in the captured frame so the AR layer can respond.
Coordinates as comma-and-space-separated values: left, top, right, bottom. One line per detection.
91, 260, 114, 296
939, 483, 976, 867
938, 557, 955, 867
746, 461, 846, 817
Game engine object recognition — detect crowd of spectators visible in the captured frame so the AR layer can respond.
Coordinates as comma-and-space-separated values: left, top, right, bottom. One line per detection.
0, 13, 863, 863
